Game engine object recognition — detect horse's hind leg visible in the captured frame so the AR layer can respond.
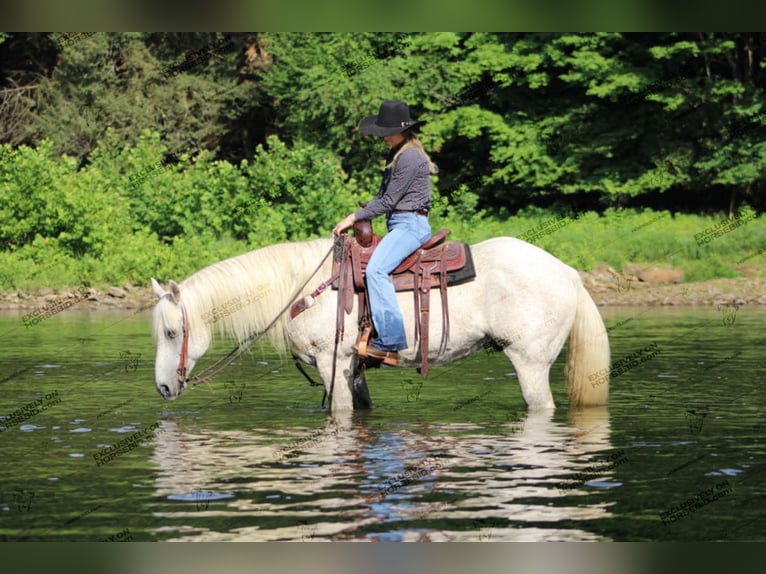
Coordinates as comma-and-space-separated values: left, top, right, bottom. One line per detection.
503, 349, 556, 410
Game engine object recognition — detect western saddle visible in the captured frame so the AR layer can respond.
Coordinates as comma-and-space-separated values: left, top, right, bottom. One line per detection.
290, 220, 476, 377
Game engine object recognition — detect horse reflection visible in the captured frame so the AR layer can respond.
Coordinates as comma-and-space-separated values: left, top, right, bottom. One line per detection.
148, 407, 615, 541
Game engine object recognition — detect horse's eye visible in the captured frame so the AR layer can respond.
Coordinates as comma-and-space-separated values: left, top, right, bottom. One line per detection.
166, 328, 178, 339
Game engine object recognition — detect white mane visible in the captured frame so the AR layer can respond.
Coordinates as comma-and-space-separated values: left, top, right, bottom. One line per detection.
155, 237, 334, 352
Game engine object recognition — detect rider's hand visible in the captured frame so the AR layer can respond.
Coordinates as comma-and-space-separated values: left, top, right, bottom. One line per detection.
332, 214, 356, 237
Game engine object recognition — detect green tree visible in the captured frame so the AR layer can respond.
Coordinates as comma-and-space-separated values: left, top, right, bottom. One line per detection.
2, 32, 765, 218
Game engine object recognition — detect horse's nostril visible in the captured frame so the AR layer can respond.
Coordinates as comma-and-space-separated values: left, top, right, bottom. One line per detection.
159, 384, 171, 398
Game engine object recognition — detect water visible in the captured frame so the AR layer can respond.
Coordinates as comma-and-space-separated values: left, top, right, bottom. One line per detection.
0, 305, 763, 541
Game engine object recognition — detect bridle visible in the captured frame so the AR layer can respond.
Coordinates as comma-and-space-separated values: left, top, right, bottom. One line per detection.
176, 303, 190, 387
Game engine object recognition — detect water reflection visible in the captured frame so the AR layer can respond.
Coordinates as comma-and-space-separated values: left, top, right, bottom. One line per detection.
149, 407, 618, 541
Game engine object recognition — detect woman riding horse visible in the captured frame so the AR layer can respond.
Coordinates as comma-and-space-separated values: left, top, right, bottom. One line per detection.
332, 100, 438, 366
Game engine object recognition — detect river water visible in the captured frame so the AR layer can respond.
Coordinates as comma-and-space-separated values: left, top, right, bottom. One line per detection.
0, 306, 763, 541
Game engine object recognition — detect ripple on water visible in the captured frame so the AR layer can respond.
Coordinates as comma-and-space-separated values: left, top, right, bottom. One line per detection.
167, 491, 236, 502
705, 468, 742, 477
585, 480, 622, 489
109, 426, 138, 433
70, 427, 92, 433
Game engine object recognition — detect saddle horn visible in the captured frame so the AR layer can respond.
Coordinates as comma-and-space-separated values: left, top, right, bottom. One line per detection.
353, 220, 374, 248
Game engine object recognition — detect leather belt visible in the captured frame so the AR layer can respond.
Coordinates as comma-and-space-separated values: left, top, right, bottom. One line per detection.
392, 209, 429, 216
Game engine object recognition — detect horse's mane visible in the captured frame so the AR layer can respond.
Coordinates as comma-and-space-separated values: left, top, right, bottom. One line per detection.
157, 237, 333, 352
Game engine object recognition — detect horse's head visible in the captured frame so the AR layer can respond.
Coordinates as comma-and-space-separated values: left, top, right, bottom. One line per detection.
151, 277, 211, 400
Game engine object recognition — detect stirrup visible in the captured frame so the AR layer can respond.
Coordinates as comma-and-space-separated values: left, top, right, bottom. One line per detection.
355, 324, 373, 357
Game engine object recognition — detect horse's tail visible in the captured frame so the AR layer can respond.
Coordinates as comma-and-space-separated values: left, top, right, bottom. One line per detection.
565, 282, 610, 406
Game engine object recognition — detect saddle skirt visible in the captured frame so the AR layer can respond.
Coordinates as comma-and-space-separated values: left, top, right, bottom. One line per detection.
335, 228, 473, 292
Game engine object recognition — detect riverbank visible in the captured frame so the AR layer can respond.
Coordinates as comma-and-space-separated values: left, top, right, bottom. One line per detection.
1, 264, 764, 311
580, 264, 765, 307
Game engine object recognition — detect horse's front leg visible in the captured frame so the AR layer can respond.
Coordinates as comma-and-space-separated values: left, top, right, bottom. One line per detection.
315, 350, 371, 412
350, 355, 372, 410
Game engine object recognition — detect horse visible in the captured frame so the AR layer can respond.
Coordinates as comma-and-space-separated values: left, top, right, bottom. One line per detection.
150, 236, 610, 412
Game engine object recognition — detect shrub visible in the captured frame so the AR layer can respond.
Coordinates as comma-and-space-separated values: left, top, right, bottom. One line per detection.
0, 133, 762, 292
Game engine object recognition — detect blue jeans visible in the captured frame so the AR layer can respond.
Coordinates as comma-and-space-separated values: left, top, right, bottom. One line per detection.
366, 213, 431, 351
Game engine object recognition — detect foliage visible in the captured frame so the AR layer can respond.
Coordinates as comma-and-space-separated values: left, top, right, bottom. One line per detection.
252, 32, 766, 215
244, 135, 359, 242
1, 128, 762, 291
26, 32, 253, 164
3, 32, 766, 213
1, 33, 766, 291
476, 206, 766, 283
0, 133, 359, 290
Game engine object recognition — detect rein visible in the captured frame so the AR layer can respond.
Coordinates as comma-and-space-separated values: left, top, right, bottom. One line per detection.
175, 240, 337, 391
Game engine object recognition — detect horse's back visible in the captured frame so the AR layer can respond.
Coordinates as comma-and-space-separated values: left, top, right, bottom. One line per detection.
469, 236, 579, 280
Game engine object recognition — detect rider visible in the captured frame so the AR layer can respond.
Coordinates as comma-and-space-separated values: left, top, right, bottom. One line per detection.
332, 100, 437, 366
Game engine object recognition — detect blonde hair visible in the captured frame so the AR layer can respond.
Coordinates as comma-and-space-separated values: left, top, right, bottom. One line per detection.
386, 130, 438, 175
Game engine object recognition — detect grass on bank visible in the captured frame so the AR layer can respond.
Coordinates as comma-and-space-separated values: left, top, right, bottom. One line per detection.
2, 207, 763, 293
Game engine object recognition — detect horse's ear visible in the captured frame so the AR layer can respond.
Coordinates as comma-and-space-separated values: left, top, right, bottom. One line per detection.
150, 277, 166, 299
168, 280, 181, 304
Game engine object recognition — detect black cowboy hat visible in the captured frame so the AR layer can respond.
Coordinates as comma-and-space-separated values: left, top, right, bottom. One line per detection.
359, 100, 426, 136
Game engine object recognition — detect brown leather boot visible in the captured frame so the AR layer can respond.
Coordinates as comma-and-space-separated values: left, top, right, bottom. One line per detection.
364, 346, 398, 366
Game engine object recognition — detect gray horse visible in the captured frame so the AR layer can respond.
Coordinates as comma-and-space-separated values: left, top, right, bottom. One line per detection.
151, 236, 610, 412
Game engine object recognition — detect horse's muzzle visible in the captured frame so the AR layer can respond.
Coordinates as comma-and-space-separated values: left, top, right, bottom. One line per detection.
157, 384, 176, 400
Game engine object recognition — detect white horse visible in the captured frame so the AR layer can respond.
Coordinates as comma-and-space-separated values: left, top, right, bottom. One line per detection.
151, 236, 610, 412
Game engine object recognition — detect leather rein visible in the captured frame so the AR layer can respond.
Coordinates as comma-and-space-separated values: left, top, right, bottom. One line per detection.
174, 240, 337, 392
